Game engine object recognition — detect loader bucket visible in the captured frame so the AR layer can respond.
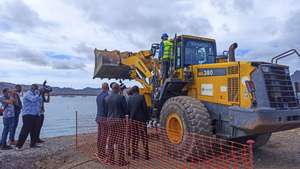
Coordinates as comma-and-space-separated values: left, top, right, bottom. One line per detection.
93, 49, 132, 79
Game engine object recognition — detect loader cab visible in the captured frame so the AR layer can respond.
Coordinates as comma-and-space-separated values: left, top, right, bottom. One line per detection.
174, 35, 217, 69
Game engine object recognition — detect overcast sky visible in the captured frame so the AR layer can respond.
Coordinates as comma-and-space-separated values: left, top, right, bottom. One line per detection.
0, 0, 300, 88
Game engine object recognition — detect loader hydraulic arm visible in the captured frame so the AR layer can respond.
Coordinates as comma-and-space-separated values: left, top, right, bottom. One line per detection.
122, 51, 152, 78
121, 50, 154, 89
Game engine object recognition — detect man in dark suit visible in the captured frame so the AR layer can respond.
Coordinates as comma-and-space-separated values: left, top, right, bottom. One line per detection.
105, 83, 128, 166
127, 86, 149, 160
96, 83, 109, 159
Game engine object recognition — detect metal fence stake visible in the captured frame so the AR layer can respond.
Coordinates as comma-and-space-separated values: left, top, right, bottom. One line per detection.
247, 139, 255, 169
75, 110, 78, 150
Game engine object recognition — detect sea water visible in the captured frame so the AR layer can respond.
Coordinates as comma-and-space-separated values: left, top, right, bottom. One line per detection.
0, 96, 97, 138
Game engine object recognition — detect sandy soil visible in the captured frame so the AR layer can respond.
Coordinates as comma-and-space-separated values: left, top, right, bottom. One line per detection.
254, 128, 300, 169
0, 128, 299, 169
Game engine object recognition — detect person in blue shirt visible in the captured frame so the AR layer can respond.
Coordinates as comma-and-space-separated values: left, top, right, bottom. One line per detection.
16, 84, 42, 150
96, 82, 109, 159
0, 88, 16, 150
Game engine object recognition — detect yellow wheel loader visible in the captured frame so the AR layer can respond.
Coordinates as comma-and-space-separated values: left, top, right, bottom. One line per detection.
94, 35, 300, 160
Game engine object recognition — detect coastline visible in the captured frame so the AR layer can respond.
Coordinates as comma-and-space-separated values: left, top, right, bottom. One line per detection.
0, 136, 75, 169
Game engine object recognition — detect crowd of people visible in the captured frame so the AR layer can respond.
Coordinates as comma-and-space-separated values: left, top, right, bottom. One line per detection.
0, 84, 50, 151
96, 82, 150, 166
0, 81, 148, 166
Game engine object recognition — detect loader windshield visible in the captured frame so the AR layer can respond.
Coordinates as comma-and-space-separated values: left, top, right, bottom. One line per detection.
183, 39, 216, 66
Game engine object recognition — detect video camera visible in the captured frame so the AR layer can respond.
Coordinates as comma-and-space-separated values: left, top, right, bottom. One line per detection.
42, 80, 52, 94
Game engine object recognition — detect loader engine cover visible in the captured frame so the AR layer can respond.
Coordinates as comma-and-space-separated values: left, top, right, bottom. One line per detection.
93, 49, 132, 79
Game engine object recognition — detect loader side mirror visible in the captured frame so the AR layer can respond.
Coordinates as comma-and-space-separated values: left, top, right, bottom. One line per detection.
151, 43, 160, 57
216, 55, 228, 63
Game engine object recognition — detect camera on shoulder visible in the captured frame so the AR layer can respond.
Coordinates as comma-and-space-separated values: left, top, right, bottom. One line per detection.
42, 80, 52, 94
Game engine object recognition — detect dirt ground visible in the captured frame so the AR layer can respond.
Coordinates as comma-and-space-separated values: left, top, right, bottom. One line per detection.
0, 128, 299, 169
253, 128, 300, 169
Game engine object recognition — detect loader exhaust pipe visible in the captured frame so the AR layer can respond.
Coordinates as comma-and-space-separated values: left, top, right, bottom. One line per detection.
228, 43, 238, 62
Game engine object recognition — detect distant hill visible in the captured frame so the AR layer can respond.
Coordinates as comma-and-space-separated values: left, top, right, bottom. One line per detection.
291, 71, 300, 82
0, 82, 100, 96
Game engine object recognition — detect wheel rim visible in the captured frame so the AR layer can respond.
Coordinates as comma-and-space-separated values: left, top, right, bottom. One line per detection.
166, 113, 184, 144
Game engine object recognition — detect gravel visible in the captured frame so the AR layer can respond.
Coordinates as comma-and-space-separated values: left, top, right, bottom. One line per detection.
0, 136, 74, 169
0, 128, 299, 169
254, 128, 300, 169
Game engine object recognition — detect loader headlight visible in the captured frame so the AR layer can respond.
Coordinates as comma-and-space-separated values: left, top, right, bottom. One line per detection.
261, 66, 270, 73
184, 67, 191, 72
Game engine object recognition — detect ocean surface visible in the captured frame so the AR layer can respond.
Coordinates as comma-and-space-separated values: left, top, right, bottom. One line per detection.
0, 96, 97, 138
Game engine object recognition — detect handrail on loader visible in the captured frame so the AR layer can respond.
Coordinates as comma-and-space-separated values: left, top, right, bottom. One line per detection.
271, 49, 300, 63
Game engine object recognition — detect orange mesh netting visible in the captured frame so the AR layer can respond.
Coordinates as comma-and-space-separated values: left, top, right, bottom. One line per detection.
75, 114, 254, 169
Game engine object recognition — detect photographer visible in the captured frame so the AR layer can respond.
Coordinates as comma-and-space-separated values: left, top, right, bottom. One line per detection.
37, 81, 52, 143
16, 84, 42, 149
0, 88, 16, 150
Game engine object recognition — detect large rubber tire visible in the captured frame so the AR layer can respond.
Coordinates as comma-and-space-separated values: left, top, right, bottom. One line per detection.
160, 96, 213, 160
252, 133, 272, 149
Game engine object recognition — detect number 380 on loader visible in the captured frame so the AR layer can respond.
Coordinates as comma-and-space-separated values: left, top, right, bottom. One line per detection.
93, 34, 300, 159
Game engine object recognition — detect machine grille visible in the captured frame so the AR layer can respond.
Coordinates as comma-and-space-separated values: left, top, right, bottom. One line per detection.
228, 77, 239, 102
263, 65, 299, 109
227, 66, 239, 74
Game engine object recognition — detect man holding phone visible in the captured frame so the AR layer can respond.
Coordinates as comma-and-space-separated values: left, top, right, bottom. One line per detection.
0, 88, 16, 150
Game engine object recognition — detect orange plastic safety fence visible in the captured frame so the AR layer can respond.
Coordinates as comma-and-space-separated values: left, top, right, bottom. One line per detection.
75, 116, 254, 169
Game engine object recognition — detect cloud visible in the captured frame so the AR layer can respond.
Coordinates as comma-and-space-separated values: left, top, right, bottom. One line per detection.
48, 53, 86, 70
0, 0, 52, 32
0, 58, 94, 88
17, 48, 49, 65
47, 53, 71, 60
241, 10, 300, 64
275, 11, 300, 49
211, 0, 254, 14
69, 0, 212, 48
0, 45, 86, 70
1, 0, 300, 88
51, 59, 85, 70
233, 0, 254, 12
0, 45, 49, 66
72, 42, 94, 60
